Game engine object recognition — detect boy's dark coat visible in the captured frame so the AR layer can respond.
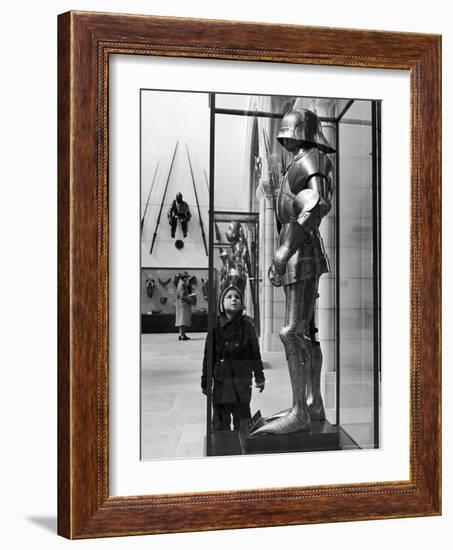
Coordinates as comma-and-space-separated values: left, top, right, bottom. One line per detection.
202, 314, 265, 404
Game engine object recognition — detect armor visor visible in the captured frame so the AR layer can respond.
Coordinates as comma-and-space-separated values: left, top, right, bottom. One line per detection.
277, 109, 336, 154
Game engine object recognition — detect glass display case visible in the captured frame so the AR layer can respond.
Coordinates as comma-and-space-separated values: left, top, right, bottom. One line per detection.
139, 88, 380, 460
204, 92, 381, 456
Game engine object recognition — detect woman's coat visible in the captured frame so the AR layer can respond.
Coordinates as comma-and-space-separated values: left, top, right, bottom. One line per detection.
175, 279, 192, 327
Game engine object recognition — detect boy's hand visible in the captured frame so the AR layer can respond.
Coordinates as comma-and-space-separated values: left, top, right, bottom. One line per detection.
255, 381, 265, 393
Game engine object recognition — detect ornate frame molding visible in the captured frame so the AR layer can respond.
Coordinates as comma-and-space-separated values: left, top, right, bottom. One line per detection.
58, 11, 441, 538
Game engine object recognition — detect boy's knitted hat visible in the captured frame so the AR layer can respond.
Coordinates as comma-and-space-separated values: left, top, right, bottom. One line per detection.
219, 284, 244, 315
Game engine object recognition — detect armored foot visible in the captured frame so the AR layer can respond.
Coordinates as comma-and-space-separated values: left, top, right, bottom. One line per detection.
265, 407, 291, 421
250, 408, 310, 436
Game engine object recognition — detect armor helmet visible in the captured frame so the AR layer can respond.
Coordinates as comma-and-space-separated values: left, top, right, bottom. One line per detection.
225, 221, 242, 243
176, 192, 183, 203
277, 109, 335, 154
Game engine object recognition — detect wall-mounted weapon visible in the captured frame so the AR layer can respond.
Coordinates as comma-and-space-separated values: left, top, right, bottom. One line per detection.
146, 278, 155, 298
158, 277, 171, 287
141, 160, 160, 234
150, 141, 179, 254
173, 273, 182, 287
262, 127, 282, 232
261, 127, 278, 198
186, 143, 208, 256
201, 277, 209, 301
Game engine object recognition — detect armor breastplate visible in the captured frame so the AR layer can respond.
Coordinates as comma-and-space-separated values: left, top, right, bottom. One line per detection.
276, 171, 297, 223
276, 148, 333, 285
277, 148, 332, 222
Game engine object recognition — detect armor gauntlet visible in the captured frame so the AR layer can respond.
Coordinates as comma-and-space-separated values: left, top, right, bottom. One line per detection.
269, 184, 331, 287
273, 221, 305, 266
269, 219, 306, 286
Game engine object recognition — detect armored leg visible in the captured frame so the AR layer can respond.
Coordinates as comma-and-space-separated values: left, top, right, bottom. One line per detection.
170, 218, 177, 238
251, 279, 318, 435
307, 341, 326, 421
267, 334, 325, 422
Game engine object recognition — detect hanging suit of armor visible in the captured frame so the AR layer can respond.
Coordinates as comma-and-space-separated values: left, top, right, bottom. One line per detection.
251, 108, 335, 436
168, 193, 191, 238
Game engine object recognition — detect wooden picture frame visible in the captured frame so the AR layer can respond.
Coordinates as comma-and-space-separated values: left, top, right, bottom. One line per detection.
58, 11, 441, 539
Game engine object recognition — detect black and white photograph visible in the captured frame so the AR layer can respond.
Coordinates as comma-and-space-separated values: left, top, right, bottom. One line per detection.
140, 90, 381, 460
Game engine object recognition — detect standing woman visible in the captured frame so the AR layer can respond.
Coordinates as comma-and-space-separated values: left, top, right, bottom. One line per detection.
175, 272, 192, 341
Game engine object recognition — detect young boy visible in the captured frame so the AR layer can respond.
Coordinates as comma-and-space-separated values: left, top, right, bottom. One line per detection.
201, 285, 265, 431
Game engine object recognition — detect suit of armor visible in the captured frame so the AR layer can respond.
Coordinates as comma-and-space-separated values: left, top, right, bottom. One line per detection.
251, 109, 334, 436
219, 222, 249, 295
168, 193, 191, 238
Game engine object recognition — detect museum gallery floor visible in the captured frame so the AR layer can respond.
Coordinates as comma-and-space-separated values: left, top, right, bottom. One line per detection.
141, 333, 373, 460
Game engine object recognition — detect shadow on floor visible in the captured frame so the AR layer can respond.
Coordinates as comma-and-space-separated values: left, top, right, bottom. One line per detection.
26, 516, 57, 534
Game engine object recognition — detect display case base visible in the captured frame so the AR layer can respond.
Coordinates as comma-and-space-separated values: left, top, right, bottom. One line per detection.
238, 418, 341, 454
209, 431, 243, 456
141, 312, 207, 333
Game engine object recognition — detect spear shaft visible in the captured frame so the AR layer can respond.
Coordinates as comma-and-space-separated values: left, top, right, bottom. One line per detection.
141, 160, 160, 234
186, 143, 208, 256
150, 141, 179, 254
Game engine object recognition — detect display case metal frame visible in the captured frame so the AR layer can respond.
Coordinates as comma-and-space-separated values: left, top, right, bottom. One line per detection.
205, 94, 381, 454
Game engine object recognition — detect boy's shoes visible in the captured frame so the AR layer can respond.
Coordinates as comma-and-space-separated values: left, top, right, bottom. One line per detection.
179, 335, 191, 341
